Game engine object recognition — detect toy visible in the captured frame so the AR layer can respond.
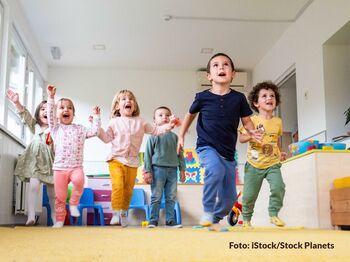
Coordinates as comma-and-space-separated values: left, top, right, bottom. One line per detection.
141, 221, 149, 227
227, 191, 242, 226
288, 140, 319, 156
169, 115, 181, 127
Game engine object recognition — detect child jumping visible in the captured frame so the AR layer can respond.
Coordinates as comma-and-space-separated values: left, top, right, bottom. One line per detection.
98, 90, 177, 227
143, 106, 186, 228
47, 85, 101, 228
6, 89, 55, 226
239, 81, 287, 228
178, 53, 261, 232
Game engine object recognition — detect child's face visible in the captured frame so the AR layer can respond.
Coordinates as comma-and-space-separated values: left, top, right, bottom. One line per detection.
39, 103, 48, 126
57, 99, 74, 125
117, 93, 135, 117
254, 88, 277, 113
207, 55, 234, 85
154, 108, 171, 126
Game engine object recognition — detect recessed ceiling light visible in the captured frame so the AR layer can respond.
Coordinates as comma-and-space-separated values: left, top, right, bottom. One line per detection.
201, 48, 214, 54
93, 44, 106, 50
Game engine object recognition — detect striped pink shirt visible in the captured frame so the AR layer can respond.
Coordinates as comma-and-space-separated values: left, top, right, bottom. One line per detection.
98, 116, 171, 167
47, 98, 101, 170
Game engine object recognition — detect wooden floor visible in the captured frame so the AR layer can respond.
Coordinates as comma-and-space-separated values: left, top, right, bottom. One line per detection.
0, 226, 349, 261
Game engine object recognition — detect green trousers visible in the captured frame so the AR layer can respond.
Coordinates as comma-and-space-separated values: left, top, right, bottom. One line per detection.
242, 162, 285, 221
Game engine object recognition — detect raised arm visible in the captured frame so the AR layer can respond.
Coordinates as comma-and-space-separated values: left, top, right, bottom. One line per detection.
177, 112, 197, 154
6, 89, 24, 112
47, 85, 58, 130
86, 106, 101, 138
6, 89, 36, 133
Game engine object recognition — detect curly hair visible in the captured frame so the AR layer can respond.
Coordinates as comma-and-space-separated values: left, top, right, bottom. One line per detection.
248, 81, 281, 112
110, 89, 140, 118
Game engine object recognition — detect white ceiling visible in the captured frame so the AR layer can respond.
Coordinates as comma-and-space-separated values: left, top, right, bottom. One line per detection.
18, 0, 313, 71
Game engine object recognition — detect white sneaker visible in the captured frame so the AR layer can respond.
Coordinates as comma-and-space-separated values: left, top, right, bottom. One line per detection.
120, 210, 128, 227
199, 212, 213, 227
110, 213, 120, 225
69, 205, 80, 217
52, 221, 64, 228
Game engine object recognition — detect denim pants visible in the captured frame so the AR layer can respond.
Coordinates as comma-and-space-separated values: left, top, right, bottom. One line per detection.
150, 166, 178, 223
197, 146, 237, 223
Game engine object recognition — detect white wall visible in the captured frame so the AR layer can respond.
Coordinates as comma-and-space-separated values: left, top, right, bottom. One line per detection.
0, 126, 26, 225
323, 44, 350, 140
253, 0, 350, 141
48, 67, 199, 175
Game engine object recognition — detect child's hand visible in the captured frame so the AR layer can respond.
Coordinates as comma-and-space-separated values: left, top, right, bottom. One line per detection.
280, 151, 287, 161
169, 115, 181, 127
177, 137, 184, 154
179, 171, 186, 183
249, 129, 263, 143
47, 85, 56, 98
92, 106, 100, 115
143, 172, 152, 184
6, 89, 19, 105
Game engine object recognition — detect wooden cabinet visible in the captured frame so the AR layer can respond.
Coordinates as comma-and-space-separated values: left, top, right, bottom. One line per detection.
280, 150, 350, 228
251, 150, 350, 228
330, 187, 350, 228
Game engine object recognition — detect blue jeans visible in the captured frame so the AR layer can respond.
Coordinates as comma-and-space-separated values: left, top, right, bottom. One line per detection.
149, 166, 178, 223
197, 146, 237, 223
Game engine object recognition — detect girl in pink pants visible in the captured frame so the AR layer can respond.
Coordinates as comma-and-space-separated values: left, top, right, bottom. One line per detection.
47, 85, 101, 228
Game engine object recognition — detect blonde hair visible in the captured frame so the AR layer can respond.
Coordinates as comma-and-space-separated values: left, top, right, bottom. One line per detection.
110, 89, 140, 118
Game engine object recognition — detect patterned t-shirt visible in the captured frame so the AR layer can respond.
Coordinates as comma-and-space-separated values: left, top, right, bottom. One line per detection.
239, 115, 282, 169
47, 98, 100, 170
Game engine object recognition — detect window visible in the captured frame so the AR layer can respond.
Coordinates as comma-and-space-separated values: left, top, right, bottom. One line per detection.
0, 2, 5, 123
24, 58, 44, 144
6, 28, 27, 140
5, 26, 45, 143
0, 1, 4, 59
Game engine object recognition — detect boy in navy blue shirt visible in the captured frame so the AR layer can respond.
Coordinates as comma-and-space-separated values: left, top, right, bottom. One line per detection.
178, 53, 261, 231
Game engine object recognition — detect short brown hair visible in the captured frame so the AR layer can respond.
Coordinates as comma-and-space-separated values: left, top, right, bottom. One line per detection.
206, 53, 235, 73
153, 106, 172, 119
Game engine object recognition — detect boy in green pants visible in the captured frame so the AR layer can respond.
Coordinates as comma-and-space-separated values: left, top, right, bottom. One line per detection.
239, 81, 287, 228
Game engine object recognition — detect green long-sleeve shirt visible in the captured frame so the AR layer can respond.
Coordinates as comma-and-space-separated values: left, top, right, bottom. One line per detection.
144, 132, 186, 173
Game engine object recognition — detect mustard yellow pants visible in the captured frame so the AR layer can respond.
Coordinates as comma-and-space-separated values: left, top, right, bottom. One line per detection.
108, 160, 137, 211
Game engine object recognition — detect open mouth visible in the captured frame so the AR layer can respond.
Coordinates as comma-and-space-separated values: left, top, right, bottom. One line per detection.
63, 113, 70, 118
125, 105, 132, 109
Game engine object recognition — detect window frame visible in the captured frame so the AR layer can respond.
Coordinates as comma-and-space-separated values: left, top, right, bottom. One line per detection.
3, 25, 45, 144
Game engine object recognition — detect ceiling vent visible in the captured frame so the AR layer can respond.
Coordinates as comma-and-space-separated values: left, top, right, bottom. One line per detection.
50, 46, 61, 60
196, 71, 248, 92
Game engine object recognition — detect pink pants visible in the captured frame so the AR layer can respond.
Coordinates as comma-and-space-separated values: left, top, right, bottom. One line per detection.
54, 168, 84, 222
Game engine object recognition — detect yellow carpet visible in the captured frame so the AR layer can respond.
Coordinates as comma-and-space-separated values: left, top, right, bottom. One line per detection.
0, 226, 349, 261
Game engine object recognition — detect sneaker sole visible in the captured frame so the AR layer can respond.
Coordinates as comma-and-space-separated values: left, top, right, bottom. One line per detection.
165, 225, 183, 228
199, 221, 212, 227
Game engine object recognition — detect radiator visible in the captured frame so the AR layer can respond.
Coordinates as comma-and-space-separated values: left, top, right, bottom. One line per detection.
13, 177, 42, 215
